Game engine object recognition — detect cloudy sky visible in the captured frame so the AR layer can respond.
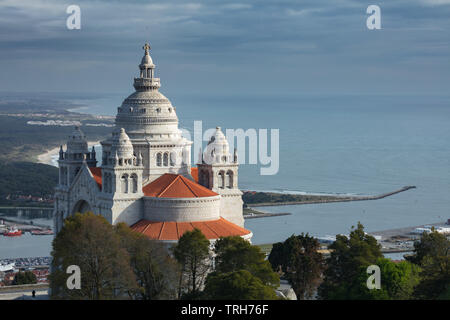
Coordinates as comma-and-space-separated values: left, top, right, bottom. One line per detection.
0, 0, 449, 95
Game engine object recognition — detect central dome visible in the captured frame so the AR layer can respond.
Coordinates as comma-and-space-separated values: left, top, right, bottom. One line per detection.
102, 43, 193, 183
114, 44, 181, 140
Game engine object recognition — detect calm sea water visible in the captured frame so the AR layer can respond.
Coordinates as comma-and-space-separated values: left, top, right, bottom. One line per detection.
1, 92, 449, 259
76, 92, 450, 244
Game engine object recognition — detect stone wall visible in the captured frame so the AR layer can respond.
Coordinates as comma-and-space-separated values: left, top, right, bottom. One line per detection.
144, 195, 221, 222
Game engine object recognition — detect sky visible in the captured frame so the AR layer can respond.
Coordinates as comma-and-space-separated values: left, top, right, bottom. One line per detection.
0, 0, 449, 96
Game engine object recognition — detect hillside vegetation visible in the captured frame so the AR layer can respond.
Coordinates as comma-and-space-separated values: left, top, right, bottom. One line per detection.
0, 162, 58, 206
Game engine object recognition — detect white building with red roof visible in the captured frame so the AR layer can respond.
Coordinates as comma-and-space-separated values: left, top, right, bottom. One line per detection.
53, 44, 252, 244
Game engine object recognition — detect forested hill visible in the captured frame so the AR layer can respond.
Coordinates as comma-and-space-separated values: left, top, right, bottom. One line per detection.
0, 162, 58, 206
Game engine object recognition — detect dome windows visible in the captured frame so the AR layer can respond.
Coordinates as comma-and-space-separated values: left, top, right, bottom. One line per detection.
163, 152, 169, 167
156, 153, 162, 166
155, 151, 179, 167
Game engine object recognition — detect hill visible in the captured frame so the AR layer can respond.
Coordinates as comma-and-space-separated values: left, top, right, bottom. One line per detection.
0, 162, 58, 206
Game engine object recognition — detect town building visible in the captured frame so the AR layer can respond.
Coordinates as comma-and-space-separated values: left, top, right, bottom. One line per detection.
53, 44, 252, 244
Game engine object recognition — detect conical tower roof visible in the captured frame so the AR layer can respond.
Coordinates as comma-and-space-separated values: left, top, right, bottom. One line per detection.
67, 126, 88, 154
110, 128, 134, 159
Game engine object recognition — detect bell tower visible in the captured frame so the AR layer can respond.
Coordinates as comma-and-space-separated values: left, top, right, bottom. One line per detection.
101, 128, 144, 198
58, 126, 97, 188
197, 127, 244, 227
101, 128, 144, 225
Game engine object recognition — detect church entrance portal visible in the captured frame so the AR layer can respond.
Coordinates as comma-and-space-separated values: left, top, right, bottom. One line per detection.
72, 200, 92, 215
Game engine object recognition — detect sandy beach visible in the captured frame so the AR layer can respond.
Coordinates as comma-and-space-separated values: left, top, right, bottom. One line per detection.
37, 141, 101, 166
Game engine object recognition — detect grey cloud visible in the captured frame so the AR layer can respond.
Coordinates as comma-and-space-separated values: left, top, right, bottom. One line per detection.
0, 0, 449, 95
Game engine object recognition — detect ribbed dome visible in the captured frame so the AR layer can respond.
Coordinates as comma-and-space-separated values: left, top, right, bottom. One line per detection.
115, 44, 181, 139
205, 127, 231, 163
110, 128, 134, 159
67, 126, 88, 154
120, 90, 177, 118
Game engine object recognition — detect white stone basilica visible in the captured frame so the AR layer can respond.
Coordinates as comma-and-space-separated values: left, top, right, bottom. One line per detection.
53, 44, 252, 243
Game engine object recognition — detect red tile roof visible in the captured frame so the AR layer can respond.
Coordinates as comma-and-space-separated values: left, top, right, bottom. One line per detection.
89, 167, 102, 190
191, 167, 199, 182
143, 173, 217, 198
87, 169, 214, 199
130, 217, 251, 240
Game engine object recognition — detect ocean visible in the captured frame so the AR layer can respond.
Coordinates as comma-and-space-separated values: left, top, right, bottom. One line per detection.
1, 92, 449, 259
61, 92, 450, 244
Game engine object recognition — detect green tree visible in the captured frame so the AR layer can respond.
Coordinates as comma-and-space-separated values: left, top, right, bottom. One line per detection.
408, 230, 450, 299
349, 258, 421, 300
213, 236, 279, 288
115, 223, 180, 300
406, 229, 449, 265
172, 228, 211, 298
49, 212, 137, 300
13, 271, 37, 285
203, 270, 279, 300
269, 233, 325, 299
318, 222, 383, 300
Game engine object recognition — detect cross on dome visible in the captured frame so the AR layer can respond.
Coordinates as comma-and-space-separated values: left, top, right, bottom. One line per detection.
143, 42, 151, 54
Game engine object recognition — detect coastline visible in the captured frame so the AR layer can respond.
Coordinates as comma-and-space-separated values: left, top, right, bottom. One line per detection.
36, 141, 101, 166
245, 186, 416, 207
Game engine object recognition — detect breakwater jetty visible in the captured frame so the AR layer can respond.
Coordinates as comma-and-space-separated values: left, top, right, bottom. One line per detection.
247, 186, 416, 207
244, 212, 291, 219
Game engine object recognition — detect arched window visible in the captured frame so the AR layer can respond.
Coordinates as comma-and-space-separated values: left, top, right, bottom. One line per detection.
121, 174, 128, 193
226, 170, 233, 188
131, 174, 138, 193
163, 152, 169, 166
170, 152, 176, 166
156, 153, 162, 166
218, 171, 225, 189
